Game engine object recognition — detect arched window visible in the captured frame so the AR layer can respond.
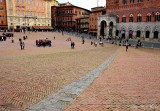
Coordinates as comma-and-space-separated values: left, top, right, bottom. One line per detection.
122, 15, 126, 22
130, 0, 134, 3
129, 14, 134, 22
137, 14, 142, 22
155, 12, 160, 22
146, 13, 151, 22
122, 0, 127, 4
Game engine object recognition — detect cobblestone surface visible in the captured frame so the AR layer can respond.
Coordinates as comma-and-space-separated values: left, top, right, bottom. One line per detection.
64, 47, 160, 111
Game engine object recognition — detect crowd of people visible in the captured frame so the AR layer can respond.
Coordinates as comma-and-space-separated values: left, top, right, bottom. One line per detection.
36, 39, 52, 47
0, 29, 146, 52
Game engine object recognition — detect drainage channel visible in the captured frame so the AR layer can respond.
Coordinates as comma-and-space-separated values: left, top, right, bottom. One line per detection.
25, 48, 120, 111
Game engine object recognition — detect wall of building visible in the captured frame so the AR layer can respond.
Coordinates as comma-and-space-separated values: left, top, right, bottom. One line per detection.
51, 5, 90, 31
0, 0, 8, 29
6, 0, 53, 30
76, 17, 89, 33
89, 7, 106, 36
105, 0, 160, 39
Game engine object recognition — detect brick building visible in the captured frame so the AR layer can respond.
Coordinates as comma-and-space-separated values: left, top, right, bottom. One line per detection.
0, 0, 7, 30
88, 7, 106, 36
98, 0, 160, 39
76, 16, 89, 34
51, 2, 90, 31
6, 0, 56, 31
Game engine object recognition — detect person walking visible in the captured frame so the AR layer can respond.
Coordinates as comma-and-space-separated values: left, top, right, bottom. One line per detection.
91, 41, 93, 45
73, 42, 75, 49
126, 41, 128, 52
71, 41, 73, 49
20, 41, 23, 50
22, 42, 25, 49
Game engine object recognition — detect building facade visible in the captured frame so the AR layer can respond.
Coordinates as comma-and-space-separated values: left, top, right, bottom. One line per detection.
76, 17, 89, 33
6, 0, 55, 31
98, 0, 160, 39
89, 7, 106, 36
51, 2, 90, 31
0, 0, 8, 30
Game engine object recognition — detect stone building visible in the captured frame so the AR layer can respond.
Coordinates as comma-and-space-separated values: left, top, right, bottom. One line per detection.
88, 6, 106, 36
76, 16, 89, 34
6, 0, 56, 31
98, 0, 160, 39
0, 0, 8, 30
51, 2, 90, 31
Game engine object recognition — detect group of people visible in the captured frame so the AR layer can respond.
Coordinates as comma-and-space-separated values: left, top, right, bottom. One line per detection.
18, 35, 28, 50
2, 32, 14, 37
71, 41, 75, 49
136, 40, 142, 48
91, 41, 99, 47
36, 39, 52, 47
0, 36, 6, 41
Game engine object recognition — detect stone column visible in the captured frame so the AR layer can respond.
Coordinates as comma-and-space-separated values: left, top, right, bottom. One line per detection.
106, 26, 109, 38
113, 26, 116, 37
126, 31, 129, 39
141, 31, 145, 40
97, 25, 100, 38
133, 31, 136, 38
104, 26, 107, 39
150, 31, 153, 39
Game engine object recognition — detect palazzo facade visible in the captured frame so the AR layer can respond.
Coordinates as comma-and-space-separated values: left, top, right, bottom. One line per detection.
6, 0, 58, 31
98, 0, 160, 39
51, 2, 90, 31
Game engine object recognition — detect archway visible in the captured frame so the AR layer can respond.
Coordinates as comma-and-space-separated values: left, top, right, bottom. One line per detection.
145, 31, 150, 38
136, 30, 141, 37
109, 21, 114, 37
100, 20, 107, 38
154, 31, 159, 39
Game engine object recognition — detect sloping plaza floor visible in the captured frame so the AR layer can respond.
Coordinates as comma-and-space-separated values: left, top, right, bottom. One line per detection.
64, 47, 160, 111
1, 32, 160, 111
0, 32, 118, 111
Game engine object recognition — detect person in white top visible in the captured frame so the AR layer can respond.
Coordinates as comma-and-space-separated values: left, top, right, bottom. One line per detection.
126, 41, 128, 52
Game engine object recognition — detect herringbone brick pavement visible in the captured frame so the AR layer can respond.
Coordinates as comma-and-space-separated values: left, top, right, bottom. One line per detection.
0, 32, 118, 111
64, 47, 160, 111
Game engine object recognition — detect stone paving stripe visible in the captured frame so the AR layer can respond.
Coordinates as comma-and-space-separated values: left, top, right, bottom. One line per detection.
25, 48, 120, 111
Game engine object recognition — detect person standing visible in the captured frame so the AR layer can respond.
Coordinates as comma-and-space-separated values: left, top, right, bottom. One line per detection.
22, 42, 25, 49
126, 41, 128, 52
73, 42, 75, 49
82, 39, 85, 44
20, 41, 23, 50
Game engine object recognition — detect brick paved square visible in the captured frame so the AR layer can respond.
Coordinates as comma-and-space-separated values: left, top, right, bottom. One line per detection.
64, 47, 160, 111
0, 32, 118, 111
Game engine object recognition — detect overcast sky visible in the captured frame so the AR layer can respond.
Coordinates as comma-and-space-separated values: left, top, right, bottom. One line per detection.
58, 0, 106, 10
